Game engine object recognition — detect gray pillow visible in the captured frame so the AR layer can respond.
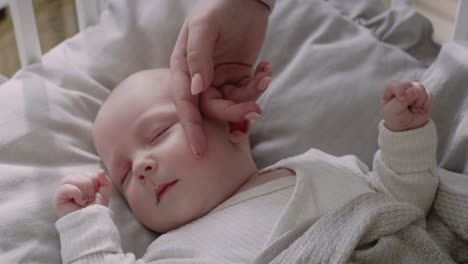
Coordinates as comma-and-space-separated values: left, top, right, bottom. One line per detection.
0, 0, 444, 262
251, 0, 439, 169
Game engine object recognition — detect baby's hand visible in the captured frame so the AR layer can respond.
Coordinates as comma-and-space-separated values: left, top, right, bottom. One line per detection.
53, 170, 112, 218
382, 81, 432, 132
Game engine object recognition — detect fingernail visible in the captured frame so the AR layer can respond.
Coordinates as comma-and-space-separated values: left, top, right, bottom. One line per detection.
244, 112, 261, 120
265, 64, 272, 75
258, 77, 271, 91
191, 73, 204, 95
191, 144, 201, 159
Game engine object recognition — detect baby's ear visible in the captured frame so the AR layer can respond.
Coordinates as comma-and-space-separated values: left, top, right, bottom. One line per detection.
228, 120, 250, 144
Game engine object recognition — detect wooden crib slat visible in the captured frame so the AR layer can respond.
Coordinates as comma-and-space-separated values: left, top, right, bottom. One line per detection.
75, 0, 107, 32
453, 0, 468, 41
9, 0, 42, 68
0, 0, 9, 9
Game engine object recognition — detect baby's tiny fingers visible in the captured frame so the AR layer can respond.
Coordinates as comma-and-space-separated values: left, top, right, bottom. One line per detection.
409, 83, 427, 112
57, 184, 86, 206
382, 81, 413, 103
97, 171, 112, 197
80, 174, 95, 203
62, 174, 95, 203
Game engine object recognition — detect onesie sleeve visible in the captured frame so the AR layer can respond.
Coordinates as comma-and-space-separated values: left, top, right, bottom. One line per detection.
370, 120, 439, 214
55, 205, 150, 264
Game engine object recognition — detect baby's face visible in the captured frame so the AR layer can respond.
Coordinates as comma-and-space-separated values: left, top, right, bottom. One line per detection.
93, 69, 256, 232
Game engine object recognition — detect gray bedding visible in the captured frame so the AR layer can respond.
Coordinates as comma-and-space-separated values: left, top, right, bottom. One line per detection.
0, 0, 467, 262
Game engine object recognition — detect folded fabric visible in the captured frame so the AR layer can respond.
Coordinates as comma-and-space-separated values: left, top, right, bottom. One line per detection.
253, 171, 468, 264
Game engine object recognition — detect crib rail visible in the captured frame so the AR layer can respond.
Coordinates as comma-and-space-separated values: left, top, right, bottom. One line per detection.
453, 0, 468, 41
5, 0, 107, 69
2, 0, 468, 71
75, 0, 107, 32
9, 0, 41, 67
0, 0, 8, 9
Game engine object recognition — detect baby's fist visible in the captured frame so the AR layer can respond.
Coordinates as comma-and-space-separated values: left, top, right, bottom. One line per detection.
382, 81, 432, 132
53, 170, 112, 218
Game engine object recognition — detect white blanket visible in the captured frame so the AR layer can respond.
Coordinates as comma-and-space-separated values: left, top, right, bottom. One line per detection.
1, 0, 466, 263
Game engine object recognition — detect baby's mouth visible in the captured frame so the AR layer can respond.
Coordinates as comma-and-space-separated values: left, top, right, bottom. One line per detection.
155, 180, 179, 204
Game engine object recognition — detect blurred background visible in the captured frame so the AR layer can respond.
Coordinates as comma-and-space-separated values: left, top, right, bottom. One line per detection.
0, 0, 460, 78
0, 0, 77, 78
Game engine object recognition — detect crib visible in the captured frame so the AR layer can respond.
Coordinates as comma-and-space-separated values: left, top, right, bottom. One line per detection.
0, 0, 467, 73
0, 0, 107, 72
1, 0, 468, 263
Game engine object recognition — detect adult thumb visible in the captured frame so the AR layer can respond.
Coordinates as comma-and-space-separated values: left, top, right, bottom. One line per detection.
186, 20, 217, 95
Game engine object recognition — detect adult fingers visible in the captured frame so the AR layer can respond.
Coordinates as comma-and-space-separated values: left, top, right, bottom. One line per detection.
223, 74, 271, 103
171, 22, 206, 158
211, 64, 253, 89
200, 88, 261, 122
186, 18, 218, 95
202, 99, 262, 122
174, 91, 205, 158
221, 62, 272, 102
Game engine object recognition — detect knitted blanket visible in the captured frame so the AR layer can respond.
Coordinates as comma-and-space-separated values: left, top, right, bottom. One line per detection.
253, 171, 468, 264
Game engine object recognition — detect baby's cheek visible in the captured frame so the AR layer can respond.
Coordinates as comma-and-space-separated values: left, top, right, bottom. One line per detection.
166, 129, 196, 160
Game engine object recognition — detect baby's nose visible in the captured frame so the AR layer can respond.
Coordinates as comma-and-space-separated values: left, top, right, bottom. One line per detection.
134, 159, 156, 181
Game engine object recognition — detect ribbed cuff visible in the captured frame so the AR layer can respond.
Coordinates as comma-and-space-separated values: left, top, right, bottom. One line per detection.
258, 0, 275, 11
378, 120, 437, 174
56, 205, 122, 263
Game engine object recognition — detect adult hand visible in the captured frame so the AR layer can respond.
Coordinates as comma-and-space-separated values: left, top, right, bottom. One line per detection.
170, 0, 270, 158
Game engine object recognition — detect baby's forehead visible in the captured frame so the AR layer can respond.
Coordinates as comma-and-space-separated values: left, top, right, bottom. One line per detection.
114, 69, 172, 99
94, 70, 175, 167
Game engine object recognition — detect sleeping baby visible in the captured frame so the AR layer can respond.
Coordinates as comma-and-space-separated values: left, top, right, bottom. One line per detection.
53, 68, 439, 263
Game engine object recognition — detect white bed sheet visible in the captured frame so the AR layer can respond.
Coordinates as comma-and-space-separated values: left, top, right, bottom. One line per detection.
1, 0, 467, 263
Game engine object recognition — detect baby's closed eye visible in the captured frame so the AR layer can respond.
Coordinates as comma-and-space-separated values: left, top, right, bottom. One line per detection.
149, 126, 172, 145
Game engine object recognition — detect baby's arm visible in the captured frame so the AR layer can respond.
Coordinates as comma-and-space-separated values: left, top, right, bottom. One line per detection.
53, 171, 152, 263
370, 81, 438, 214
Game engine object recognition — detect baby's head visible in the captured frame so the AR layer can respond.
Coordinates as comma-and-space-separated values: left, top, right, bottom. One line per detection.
93, 69, 257, 232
